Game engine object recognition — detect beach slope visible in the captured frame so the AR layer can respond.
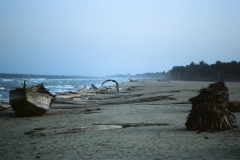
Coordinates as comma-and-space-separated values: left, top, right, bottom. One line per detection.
1, 80, 240, 159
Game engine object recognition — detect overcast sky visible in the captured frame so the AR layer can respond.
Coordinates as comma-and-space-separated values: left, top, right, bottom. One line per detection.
1, 0, 239, 76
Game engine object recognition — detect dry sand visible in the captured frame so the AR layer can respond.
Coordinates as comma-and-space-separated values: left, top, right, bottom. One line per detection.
0, 80, 240, 160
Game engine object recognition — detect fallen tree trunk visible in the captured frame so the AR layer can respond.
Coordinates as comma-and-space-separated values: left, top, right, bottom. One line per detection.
24, 123, 170, 136
92, 123, 170, 128
50, 103, 98, 109
56, 92, 95, 99
51, 94, 173, 109
97, 95, 173, 105
88, 93, 143, 100
25, 125, 123, 136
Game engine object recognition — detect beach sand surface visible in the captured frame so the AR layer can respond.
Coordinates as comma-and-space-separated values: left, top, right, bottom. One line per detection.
0, 80, 240, 160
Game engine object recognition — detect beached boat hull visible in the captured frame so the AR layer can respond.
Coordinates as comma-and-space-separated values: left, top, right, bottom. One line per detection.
129, 79, 138, 82
9, 88, 54, 116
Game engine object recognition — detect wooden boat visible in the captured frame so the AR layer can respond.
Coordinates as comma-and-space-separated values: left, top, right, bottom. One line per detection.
9, 81, 55, 117
129, 78, 138, 82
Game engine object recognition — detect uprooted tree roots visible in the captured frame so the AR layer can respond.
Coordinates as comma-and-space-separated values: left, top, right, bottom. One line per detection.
185, 81, 236, 131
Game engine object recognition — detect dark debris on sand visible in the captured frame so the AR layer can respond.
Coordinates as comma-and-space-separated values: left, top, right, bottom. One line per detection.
185, 81, 236, 131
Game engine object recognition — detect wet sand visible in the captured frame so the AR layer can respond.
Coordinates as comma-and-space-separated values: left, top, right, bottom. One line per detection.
0, 80, 240, 160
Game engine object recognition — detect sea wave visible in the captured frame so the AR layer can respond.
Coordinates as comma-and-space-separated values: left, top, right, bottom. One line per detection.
45, 85, 74, 89
0, 74, 128, 101
49, 89, 69, 94
1, 79, 14, 82
29, 78, 47, 81
47, 78, 97, 81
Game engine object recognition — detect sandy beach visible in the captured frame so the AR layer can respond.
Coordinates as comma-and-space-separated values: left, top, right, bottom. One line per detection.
1, 80, 240, 160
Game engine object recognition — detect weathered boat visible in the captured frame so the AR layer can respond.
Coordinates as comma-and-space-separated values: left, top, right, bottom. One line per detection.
9, 81, 55, 117
129, 78, 138, 82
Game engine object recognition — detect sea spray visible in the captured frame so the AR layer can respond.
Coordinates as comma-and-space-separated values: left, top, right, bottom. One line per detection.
0, 74, 127, 101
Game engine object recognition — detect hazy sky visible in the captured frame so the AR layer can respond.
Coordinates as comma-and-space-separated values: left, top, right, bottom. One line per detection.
1, 0, 240, 76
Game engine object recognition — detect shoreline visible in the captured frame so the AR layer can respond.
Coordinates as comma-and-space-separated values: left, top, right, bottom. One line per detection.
1, 80, 240, 159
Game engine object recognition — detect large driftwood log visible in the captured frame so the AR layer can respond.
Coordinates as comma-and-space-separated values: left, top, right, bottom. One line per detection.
92, 123, 170, 128
87, 90, 178, 100
53, 99, 89, 104
24, 123, 170, 136
56, 92, 95, 99
102, 79, 119, 92
50, 103, 98, 109
95, 95, 173, 105
51, 94, 173, 109
25, 125, 123, 136
88, 93, 143, 100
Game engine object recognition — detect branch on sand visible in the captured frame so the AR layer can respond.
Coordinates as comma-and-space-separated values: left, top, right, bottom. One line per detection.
51, 94, 173, 109
24, 123, 170, 136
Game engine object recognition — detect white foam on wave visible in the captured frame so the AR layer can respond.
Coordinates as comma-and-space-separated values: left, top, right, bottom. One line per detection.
29, 78, 47, 81
48, 78, 87, 81
49, 89, 68, 94
1, 79, 14, 82
0, 87, 5, 90
46, 85, 74, 89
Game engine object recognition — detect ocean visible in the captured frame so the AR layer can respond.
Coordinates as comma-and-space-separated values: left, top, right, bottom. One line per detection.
0, 73, 128, 103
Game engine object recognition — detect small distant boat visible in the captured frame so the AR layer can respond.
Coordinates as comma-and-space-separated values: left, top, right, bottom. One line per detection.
9, 81, 55, 117
129, 78, 138, 82
0, 101, 11, 110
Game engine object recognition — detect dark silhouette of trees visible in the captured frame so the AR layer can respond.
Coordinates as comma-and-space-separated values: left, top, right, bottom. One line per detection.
169, 61, 240, 81
107, 60, 240, 81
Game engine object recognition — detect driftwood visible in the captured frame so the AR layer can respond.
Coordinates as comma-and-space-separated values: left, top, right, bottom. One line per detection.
92, 123, 170, 128
102, 79, 119, 92
53, 99, 89, 104
88, 93, 143, 100
72, 96, 90, 101
24, 123, 170, 136
89, 84, 98, 91
157, 79, 171, 83
24, 125, 123, 136
228, 101, 240, 112
143, 90, 181, 95
51, 103, 98, 109
77, 86, 87, 92
97, 95, 173, 105
52, 80, 176, 109
55, 92, 95, 99
55, 90, 176, 100
88, 90, 179, 101
51, 94, 173, 109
